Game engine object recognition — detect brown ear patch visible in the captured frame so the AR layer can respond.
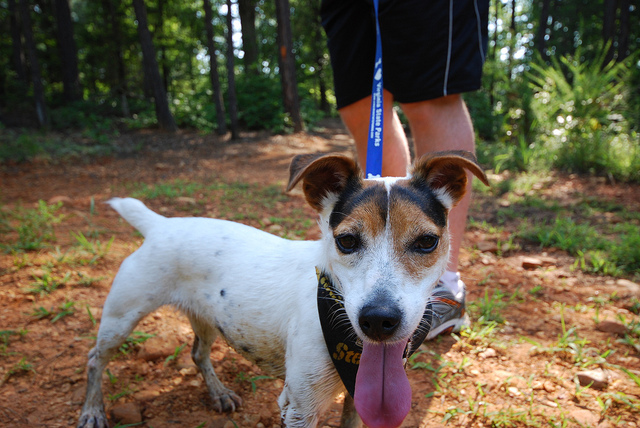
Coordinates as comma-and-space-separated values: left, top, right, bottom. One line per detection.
287, 153, 361, 212
410, 150, 489, 208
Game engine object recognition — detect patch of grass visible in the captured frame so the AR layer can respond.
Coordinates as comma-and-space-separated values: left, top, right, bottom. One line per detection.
129, 180, 203, 200
0, 329, 28, 352
76, 272, 105, 287
9, 357, 35, 375
522, 216, 640, 276
31, 300, 76, 323
469, 288, 507, 324
457, 320, 499, 348
525, 304, 599, 367
71, 231, 115, 265
215, 182, 288, 214
1, 201, 64, 252
0, 129, 117, 163
24, 269, 71, 296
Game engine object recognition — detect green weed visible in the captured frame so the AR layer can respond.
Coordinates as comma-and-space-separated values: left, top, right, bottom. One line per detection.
469, 288, 507, 324
2, 201, 64, 252
86, 305, 97, 326
164, 343, 188, 366
526, 304, 598, 366
118, 331, 155, 355
71, 231, 114, 264
0, 329, 28, 351
25, 269, 71, 296
77, 272, 105, 287
235, 372, 276, 393
31, 301, 76, 323
51, 301, 75, 323
9, 357, 35, 375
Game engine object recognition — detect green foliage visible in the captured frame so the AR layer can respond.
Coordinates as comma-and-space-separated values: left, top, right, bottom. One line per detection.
0, 132, 44, 162
518, 205, 640, 276
529, 48, 640, 182
464, 89, 500, 141
0, 129, 116, 163
129, 180, 203, 200
236, 73, 287, 132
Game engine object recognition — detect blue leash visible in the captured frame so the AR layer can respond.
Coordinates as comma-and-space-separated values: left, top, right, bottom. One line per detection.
365, 0, 383, 178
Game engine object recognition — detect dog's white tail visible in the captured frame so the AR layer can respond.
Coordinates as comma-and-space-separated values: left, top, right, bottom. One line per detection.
107, 198, 165, 237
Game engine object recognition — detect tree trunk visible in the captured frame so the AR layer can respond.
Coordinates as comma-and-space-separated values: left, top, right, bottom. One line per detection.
311, 1, 329, 112
203, 0, 227, 134
603, 0, 617, 64
489, 0, 499, 106
535, 0, 550, 58
226, 0, 239, 139
107, 0, 130, 117
54, 0, 82, 102
132, 0, 177, 132
274, 0, 304, 132
8, 0, 27, 84
507, 0, 516, 78
19, 0, 48, 127
238, 0, 258, 74
157, 0, 169, 93
618, 0, 630, 61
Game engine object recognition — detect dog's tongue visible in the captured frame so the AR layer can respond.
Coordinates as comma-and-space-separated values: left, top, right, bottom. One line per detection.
354, 341, 412, 428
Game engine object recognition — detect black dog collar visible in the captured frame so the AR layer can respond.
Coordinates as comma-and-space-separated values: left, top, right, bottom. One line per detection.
316, 268, 432, 398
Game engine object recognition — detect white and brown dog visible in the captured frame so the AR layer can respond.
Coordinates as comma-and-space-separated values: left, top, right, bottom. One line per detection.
77, 151, 488, 428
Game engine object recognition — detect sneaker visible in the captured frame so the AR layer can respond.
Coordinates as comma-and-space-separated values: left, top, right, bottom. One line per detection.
425, 276, 469, 340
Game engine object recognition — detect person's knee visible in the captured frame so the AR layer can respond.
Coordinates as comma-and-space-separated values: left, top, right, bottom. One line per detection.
400, 94, 463, 123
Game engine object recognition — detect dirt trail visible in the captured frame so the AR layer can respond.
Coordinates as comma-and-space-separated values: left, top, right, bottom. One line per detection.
1, 122, 639, 427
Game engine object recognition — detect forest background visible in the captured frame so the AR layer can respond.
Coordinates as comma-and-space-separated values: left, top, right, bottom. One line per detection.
0, 0, 639, 183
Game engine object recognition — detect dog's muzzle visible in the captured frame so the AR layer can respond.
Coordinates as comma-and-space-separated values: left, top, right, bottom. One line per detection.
315, 268, 432, 398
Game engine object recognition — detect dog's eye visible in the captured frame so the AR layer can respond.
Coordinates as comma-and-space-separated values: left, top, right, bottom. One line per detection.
335, 234, 360, 254
411, 235, 439, 254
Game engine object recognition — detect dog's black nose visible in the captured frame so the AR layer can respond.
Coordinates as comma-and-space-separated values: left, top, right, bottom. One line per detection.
358, 305, 402, 341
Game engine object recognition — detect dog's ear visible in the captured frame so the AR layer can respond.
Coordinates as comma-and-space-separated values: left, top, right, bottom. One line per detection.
410, 150, 489, 209
287, 153, 360, 211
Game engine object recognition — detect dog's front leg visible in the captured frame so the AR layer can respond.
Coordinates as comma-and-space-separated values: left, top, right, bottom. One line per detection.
278, 344, 343, 427
340, 394, 363, 428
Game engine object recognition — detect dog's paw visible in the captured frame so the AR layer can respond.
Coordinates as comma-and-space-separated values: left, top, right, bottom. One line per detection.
77, 409, 109, 428
211, 390, 243, 413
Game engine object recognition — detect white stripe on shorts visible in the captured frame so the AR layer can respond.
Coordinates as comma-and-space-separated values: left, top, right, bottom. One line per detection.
474, 0, 485, 62
443, 0, 454, 96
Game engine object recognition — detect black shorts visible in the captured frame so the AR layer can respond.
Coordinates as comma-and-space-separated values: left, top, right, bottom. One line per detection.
321, 0, 489, 109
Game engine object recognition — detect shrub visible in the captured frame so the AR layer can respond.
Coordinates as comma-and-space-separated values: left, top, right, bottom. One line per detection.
529, 46, 639, 182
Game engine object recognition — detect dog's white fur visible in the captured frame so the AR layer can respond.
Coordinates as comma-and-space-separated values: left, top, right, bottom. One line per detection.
77, 151, 488, 428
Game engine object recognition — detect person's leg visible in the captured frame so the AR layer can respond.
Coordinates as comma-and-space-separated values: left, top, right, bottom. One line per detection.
400, 94, 475, 274
339, 90, 410, 178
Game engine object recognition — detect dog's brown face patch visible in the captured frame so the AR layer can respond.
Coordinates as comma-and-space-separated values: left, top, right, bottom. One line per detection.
389, 180, 449, 278
330, 181, 388, 253
328, 178, 449, 278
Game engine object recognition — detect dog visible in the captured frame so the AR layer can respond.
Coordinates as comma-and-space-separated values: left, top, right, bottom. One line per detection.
77, 150, 488, 428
